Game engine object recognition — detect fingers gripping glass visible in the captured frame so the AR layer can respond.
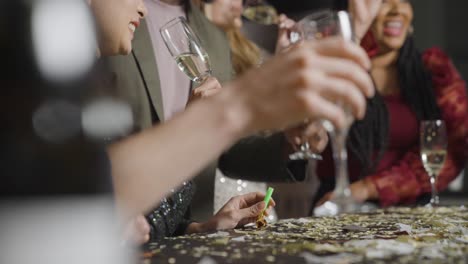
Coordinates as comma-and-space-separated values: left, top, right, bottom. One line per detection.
160, 17, 212, 83
420, 120, 447, 208
294, 10, 353, 43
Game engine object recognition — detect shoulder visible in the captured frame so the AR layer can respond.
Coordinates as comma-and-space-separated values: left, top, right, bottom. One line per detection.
101, 55, 140, 92
422, 47, 451, 69
105, 53, 137, 71
422, 47, 462, 87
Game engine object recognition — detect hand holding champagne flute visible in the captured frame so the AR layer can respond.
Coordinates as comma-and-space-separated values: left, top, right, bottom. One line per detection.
287, 9, 372, 216
289, 10, 356, 163
160, 17, 212, 83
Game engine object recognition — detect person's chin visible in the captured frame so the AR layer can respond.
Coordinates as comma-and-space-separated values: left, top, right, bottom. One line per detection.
382, 37, 406, 51
390, 40, 406, 50
233, 18, 242, 29
119, 42, 132, 56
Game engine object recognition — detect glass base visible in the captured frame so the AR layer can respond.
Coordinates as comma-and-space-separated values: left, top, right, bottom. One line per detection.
425, 196, 440, 208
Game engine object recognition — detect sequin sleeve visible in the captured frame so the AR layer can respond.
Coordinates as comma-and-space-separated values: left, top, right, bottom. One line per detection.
368, 48, 468, 207
145, 181, 196, 242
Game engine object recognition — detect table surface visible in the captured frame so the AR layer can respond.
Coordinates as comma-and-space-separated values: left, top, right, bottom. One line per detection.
143, 206, 468, 264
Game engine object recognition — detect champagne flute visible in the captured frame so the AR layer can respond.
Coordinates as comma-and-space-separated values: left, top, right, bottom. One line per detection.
289, 10, 365, 216
160, 17, 212, 83
289, 10, 352, 163
420, 120, 447, 207
242, 0, 279, 25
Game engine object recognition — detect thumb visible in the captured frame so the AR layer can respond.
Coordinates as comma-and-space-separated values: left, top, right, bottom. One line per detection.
239, 201, 266, 219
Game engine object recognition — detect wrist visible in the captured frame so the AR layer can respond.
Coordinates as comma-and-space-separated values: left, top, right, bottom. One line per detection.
213, 80, 256, 139
182, 86, 252, 154
186, 220, 219, 234
363, 178, 379, 200
186, 222, 205, 234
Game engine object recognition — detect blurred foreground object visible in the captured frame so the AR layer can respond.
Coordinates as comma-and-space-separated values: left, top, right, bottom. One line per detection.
0, 0, 112, 195
0, 0, 130, 263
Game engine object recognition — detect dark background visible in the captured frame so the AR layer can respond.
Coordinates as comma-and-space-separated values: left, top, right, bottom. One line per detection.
243, 0, 468, 201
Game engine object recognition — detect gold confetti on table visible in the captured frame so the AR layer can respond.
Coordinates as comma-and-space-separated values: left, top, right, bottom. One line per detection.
143, 206, 468, 264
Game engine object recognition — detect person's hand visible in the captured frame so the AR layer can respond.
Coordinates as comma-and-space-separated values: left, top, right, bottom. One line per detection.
223, 37, 374, 136
188, 192, 275, 233
285, 122, 328, 154
122, 214, 150, 245
349, 0, 383, 43
275, 14, 296, 54
315, 178, 379, 207
187, 77, 222, 105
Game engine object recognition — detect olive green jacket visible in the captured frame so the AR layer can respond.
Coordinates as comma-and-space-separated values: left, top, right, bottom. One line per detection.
104, 3, 303, 220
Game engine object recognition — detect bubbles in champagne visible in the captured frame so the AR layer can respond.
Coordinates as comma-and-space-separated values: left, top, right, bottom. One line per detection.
175, 52, 211, 83
421, 149, 447, 177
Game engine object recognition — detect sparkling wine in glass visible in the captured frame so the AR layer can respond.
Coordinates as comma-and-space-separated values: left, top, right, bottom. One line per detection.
420, 120, 447, 207
160, 17, 212, 83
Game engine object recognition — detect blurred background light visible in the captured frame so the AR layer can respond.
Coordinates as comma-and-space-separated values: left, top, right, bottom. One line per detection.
32, 100, 81, 143
32, 0, 96, 84
82, 98, 134, 141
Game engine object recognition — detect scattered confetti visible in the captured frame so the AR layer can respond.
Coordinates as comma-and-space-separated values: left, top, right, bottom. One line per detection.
207, 231, 230, 238
231, 236, 246, 242
143, 206, 468, 263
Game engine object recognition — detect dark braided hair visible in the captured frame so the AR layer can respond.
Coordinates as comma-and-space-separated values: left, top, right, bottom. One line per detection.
397, 36, 441, 120
347, 92, 389, 177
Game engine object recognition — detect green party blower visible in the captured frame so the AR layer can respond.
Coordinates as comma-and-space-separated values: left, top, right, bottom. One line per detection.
263, 187, 274, 213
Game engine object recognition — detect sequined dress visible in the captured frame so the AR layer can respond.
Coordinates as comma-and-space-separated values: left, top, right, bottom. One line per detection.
146, 181, 196, 242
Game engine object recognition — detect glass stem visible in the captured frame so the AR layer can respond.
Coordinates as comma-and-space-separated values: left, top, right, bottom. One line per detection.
430, 175, 439, 206
330, 127, 351, 199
